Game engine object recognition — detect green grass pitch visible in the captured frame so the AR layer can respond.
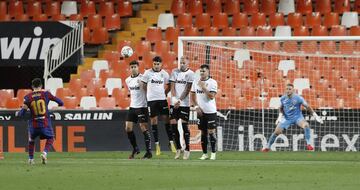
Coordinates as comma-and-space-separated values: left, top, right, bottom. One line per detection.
0, 152, 359, 190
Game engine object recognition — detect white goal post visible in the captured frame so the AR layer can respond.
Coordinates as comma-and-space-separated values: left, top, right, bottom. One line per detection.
178, 36, 360, 152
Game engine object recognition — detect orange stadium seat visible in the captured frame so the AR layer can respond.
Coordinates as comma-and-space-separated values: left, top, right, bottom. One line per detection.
323, 12, 340, 28
207, 0, 222, 16
293, 26, 310, 36
16, 89, 32, 102
52, 14, 66, 21
90, 27, 109, 44
269, 13, 285, 27
80, 0, 96, 17
311, 25, 328, 36
165, 27, 179, 42
287, 12, 303, 28
69, 78, 82, 92
301, 41, 318, 54
104, 14, 121, 31
296, 0, 313, 14
263, 41, 280, 51
99, 97, 116, 109
256, 26, 272, 36
224, 0, 240, 15
177, 13, 193, 29
6, 98, 20, 109
15, 14, 30, 21
94, 87, 109, 103
315, 0, 331, 14
83, 27, 91, 43
135, 40, 151, 57
99, 1, 115, 17
87, 78, 105, 95
0, 1, 7, 16
349, 26, 360, 36
0, 14, 11, 21
87, 14, 102, 30
118, 1, 133, 17
0, 89, 14, 107
356, 0, 360, 13
45, 2, 61, 16
189, 0, 203, 16
260, 0, 276, 15
171, 0, 186, 16
56, 88, 71, 100
243, 0, 259, 14
319, 41, 336, 54
282, 41, 298, 53
330, 25, 346, 36
69, 13, 83, 21
339, 41, 355, 55
154, 40, 171, 55
305, 12, 321, 28
213, 13, 229, 29
239, 26, 255, 36
33, 14, 48, 21
334, 0, 351, 13
183, 26, 200, 36
80, 70, 96, 87
195, 13, 211, 29
232, 12, 248, 29
146, 27, 162, 43
116, 40, 132, 53
222, 27, 237, 36
8, 1, 23, 17
250, 12, 266, 27
203, 27, 219, 36
63, 96, 79, 109
27, 1, 42, 17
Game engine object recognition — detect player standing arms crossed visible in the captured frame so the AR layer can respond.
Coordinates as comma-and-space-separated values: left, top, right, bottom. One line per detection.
190, 64, 218, 160
125, 60, 152, 159
169, 57, 194, 160
141, 56, 176, 155
262, 83, 323, 152
15, 78, 63, 165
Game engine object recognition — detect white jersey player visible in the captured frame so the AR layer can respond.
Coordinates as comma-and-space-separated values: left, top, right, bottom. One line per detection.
125, 60, 152, 159
190, 64, 218, 160
169, 57, 194, 160
141, 56, 176, 155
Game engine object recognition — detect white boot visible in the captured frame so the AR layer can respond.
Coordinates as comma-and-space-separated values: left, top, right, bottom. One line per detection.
210, 152, 216, 160
199, 154, 209, 160
174, 150, 182, 159
183, 150, 190, 160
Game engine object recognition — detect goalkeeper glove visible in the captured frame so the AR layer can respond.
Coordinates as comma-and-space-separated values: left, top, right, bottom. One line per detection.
275, 113, 283, 125
312, 112, 323, 124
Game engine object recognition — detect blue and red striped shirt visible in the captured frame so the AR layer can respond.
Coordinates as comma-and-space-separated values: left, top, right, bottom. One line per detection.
23, 90, 63, 128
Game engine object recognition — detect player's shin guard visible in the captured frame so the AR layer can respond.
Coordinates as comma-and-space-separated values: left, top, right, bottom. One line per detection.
43, 138, 54, 153
165, 123, 174, 141
209, 133, 217, 153
172, 124, 181, 149
28, 141, 35, 159
127, 131, 138, 150
182, 123, 190, 151
151, 125, 159, 143
201, 130, 208, 154
304, 127, 311, 145
143, 130, 151, 152
267, 133, 278, 148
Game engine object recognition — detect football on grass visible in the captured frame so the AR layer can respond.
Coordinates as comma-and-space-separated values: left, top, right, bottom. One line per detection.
121, 46, 134, 58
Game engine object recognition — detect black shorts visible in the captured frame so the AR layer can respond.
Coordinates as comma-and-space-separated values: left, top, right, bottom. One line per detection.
198, 113, 217, 130
126, 107, 149, 123
147, 100, 169, 117
170, 106, 190, 121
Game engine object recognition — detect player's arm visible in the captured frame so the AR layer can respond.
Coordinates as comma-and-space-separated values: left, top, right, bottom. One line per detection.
275, 106, 284, 125
190, 92, 198, 107
47, 92, 64, 106
165, 83, 171, 95
140, 71, 149, 93
198, 81, 216, 100
179, 83, 192, 101
15, 104, 29, 117
303, 103, 323, 124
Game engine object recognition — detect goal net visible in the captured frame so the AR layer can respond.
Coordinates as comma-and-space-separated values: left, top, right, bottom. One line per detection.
178, 36, 360, 152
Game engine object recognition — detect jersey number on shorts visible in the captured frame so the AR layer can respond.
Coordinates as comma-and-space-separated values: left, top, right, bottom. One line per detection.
30, 99, 46, 116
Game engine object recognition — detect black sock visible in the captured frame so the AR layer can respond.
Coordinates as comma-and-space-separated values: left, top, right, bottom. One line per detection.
201, 130, 208, 154
182, 123, 190, 151
172, 124, 181, 150
151, 125, 159, 143
165, 123, 174, 141
143, 130, 151, 152
127, 131, 137, 150
209, 133, 217, 153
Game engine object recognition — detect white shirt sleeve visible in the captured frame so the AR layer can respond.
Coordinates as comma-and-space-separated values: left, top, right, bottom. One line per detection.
164, 71, 170, 84
209, 79, 218, 93
169, 70, 175, 82
187, 71, 194, 84
141, 70, 149, 83
191, 80, 196, 92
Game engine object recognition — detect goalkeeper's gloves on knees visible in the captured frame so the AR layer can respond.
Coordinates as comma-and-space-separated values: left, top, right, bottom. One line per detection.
312, 112, 323, 124
275, 113, 283, 125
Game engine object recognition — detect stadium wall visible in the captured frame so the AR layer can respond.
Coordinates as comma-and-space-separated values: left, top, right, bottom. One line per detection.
0, 110, 359, 152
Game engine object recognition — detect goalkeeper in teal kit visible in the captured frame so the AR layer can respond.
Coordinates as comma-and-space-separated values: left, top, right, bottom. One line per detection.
262, 84, 323, 152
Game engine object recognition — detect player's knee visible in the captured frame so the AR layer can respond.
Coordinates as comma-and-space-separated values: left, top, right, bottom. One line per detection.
150, 117, 157, 124
170, 119, 177, 124
125, 126, 133, 132
208, 129, 216, 134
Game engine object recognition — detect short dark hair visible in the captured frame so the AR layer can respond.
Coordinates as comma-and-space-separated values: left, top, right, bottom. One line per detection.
32, 78, 42, 88
200, 64, 210, 70
286, 83, 294, 88
129, 60, 139, 66
153, 56, 162, 63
